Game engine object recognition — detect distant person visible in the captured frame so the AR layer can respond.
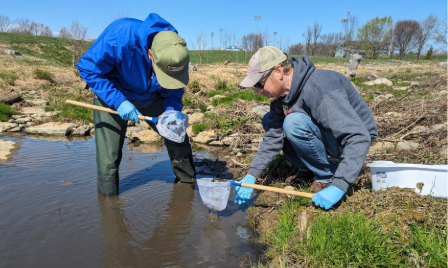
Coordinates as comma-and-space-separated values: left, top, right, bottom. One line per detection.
77, 13, 195, 196
234, 47, 378, 209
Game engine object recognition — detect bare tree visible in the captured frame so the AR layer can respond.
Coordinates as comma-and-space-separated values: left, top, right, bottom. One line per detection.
192, 27, 207, 64
304, 27, 312, 55
0, 15, 12, 32
69, 20, 88, 66
40, 25, 53, 37
287, 42, 304, 55
394, 20, 421, 59
433, 15, 447, 47
277, 34, 290, 52
241, 33, 255, 51
416, 15, 438, 59
59, 27, 72, 39
253, 34, 263, 51
311, 21, 322, 56
10, 18, 34, 35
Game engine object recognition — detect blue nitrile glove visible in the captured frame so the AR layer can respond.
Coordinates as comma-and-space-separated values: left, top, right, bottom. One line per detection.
117, 100, 142, 124
234, 174, 256, 205
312, 185, 345, 210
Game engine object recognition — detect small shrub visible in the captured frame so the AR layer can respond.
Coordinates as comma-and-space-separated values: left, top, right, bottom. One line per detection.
74, 68, 80, 78
188, 80, 200, 90
0, 70, 19, 85
214, 78, 228, 90
182, 96, 194, 107
198, 103, 207, 112
192, 122, 210, 134
424, 46, 433, 60
33, 68, 55, 83
0, 102, 17, 122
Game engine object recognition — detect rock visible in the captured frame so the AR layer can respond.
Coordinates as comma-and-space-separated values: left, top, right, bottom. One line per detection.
25, 122, 34, 127
11, 115, 26, 120
211, 95, 225, 100
363, 81, 375, 86
15, 117, 32, 124
0, 91, 22, 104
384, 94, 393, 100
395, 86, 408, 91
232, 147, 241, 154
374, 78, 393, 87
128, 129, 162, 143
188, 63, 197, 71
345, 54, 363, 79
397, 141, 419, 150
30, 99, 49, 107
432, 122, 447, 131
192, 130, 217, 144
410, 81, 419, 86
236, 152, 243, 157
9, 126, 23, 132
188, 113, 204, 125
0, 140, 18, 161
72, 125, 91, 136
251, 105, 270, 119
368, 142, 395, 154
182, 108, 201, 115
223, 60, 228, 65
21, 107, 46, 115
3, 49, 21, 56
26, 122, 75, 136
385, 112, 402, 118
437, 90, 447, 96
186, 125, 194, 138
125, 126, 145, 137
209, 141, 223, 146
284, 186, 296, 199
222, 136, 235, 146
0, 122, 18, 132
206, 105, 214, 111
410, 125, 428, 133
91, 128, 95, 135
439, 62, 447, 66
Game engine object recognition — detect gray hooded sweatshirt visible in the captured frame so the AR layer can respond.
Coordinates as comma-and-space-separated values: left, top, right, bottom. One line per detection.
248, 56, 378, 192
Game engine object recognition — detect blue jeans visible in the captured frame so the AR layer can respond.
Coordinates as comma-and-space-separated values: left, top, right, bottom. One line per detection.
262, 112, 342, 183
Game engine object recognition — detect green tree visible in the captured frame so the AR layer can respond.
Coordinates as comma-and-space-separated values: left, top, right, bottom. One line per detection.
357, 16, 393, 58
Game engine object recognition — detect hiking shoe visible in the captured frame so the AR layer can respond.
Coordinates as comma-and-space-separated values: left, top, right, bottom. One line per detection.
309, 181, 332, 193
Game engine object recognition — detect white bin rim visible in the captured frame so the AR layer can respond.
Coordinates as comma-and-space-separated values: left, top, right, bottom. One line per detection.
367, 161, 448, 171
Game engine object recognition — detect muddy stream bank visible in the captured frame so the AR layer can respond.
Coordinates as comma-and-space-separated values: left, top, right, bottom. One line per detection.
0, 135, 261, 267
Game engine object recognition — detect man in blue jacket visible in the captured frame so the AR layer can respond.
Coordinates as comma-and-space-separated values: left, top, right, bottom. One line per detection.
77, 14, 195, 196
235, 47, 378, 209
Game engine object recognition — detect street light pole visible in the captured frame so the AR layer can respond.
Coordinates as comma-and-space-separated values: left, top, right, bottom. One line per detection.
273, 31, 277, 47
218, 28, 223, 49
254, 16, 262, 36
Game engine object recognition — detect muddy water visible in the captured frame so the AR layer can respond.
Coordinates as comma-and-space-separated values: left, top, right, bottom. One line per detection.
0, 135, 260, 267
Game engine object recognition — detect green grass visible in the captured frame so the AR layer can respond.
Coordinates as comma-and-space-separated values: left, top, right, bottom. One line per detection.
0, 102, 17, 122
214, 78, 228, 90
0, 69, 19, 85
290, 54, 447, 63
192, 122, 210, 134
203, 113, 250, 134
211, 89, 268, 106
33, 68, 55, 82
45, 93, 93, 123
260, 197, 447, 267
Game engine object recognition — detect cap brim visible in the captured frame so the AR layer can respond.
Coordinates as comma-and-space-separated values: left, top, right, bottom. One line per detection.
153, 63, 189, 89
238, 72, 264, 88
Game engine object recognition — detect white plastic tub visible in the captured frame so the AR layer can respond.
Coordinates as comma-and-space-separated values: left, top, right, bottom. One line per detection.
366, 161, 448, 198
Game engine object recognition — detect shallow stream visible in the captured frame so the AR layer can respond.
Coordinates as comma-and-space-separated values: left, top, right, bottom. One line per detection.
0, 135, 260, 267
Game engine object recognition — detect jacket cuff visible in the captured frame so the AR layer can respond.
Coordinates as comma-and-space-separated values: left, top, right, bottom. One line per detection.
113, 96, 127, 111
248, 167, 263, 179
331, 179, 350, 193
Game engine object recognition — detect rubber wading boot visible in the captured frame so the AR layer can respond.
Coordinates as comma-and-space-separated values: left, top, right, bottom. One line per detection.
97, 178, 119, 196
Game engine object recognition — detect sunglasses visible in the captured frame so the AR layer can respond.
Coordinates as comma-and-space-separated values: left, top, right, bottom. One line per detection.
254, 68, 274, 89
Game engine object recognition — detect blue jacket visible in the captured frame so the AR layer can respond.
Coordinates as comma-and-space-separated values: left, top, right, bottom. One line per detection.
76, 13, 184, 111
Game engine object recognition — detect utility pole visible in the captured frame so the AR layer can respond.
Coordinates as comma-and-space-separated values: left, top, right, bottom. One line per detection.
254, 16, 262, 36
211, 31, 214, 50
218, 28, 223, 49
273, 31, 278, 47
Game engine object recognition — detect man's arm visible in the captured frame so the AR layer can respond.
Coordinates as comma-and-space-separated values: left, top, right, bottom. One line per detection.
248, 101, 286, 178
76, 40, 126, 110
158, 87, 184, 111
315, 88, 372, 192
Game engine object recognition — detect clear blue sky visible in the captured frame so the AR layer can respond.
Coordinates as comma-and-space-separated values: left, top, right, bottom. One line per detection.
1, 0, 446, 49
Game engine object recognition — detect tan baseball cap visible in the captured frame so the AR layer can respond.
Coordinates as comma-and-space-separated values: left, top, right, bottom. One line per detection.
239, 46, 287, 88
152, 31, 189, 89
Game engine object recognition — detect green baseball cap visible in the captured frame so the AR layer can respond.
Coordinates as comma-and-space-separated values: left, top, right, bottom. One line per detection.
239, 46, 287, 88
152, 31, 189, 89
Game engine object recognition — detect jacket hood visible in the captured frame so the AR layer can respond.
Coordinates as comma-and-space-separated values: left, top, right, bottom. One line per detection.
138, 13, 177, 52
282, 55, 316, 105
